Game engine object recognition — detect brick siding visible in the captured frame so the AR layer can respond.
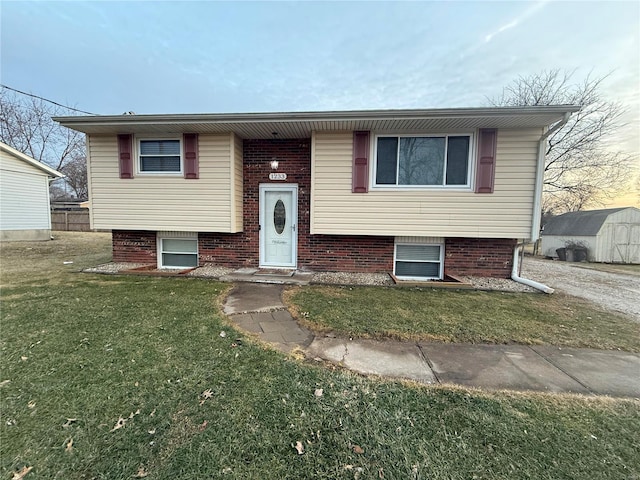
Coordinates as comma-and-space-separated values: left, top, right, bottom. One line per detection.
444, 237, 517, 278
112, 230, 157, 263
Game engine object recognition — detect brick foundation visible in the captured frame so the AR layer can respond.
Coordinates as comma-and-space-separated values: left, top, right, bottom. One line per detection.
444, 238, 517, 278
112, 230, 157, 264
111, 139, 516, 277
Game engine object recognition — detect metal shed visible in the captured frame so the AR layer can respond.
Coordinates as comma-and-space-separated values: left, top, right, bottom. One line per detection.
541, 207, 640, 264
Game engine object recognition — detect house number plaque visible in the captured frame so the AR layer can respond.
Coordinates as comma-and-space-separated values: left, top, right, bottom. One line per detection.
269, 173, 287, 180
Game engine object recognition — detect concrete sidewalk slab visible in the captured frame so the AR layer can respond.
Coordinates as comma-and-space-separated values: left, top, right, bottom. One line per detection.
223, 283, 285, 314
220, 269, 313, 285
532, 346, 640, 398
308, 337, 435, 384
420, 344, 590, 394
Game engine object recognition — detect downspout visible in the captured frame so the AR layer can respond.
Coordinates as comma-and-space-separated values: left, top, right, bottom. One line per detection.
512, 243, 554, 294
530, 112, 572, 241
513, 112, 571, 294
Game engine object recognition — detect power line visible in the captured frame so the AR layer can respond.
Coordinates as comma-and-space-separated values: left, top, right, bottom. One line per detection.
1, 84, 97, 115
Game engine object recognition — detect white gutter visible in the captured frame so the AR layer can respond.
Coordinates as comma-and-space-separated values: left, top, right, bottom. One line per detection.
512, 244, 554, 294
530, 112, 572, 241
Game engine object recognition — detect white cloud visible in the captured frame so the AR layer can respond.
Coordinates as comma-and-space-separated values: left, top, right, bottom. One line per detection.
484, 0, 548, 43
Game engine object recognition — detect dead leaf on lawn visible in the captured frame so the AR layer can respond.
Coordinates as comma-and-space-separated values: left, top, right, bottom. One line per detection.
293, 440, 304, 455
149, 408, 156, 417
21, 356, 28, 361
353, 445, 364, 454
199, 420, 208, 431
148, 428, 156, 435
65, 438, 74, 453
200, 388, 214, 405
0, 380, 10, 387
134, 466, 149, 478
110, 417, 126, 432
28, 401, 36, 409
314, 388, 323, 397
12, 466, 33, 479
62, 418, 77, 428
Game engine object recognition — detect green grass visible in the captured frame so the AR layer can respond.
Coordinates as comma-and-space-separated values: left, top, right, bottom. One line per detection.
287, 285, 640, 352
1, 233, 639, 479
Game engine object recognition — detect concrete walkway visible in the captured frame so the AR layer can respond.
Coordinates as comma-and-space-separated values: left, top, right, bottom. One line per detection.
223, 283, 640, 398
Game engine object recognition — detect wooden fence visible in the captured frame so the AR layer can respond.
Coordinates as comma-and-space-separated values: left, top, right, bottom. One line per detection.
51, 209, 90, 231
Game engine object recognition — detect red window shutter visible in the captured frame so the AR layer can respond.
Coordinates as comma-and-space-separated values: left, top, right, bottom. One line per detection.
183, 133, 199, 179
117, 134, 133, 179
352, 131, 370, 193
475, 129, 497, 193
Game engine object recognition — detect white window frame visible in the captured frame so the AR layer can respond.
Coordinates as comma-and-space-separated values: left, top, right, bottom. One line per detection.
136, 136, 183, 175
157, 233, 198, 269
371, 133, 475, 191
393, 241, 445, 280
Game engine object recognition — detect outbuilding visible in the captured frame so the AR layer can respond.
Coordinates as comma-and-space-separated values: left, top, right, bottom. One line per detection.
541, 207, 640, 264
0, 142, 64, 241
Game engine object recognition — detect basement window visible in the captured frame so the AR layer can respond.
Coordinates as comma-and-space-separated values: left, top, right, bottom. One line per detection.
158, 237, 198, 269
394, 243, 443, 280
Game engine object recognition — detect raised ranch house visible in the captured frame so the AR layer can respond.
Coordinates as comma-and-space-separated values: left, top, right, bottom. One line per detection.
55, 106, 579, 280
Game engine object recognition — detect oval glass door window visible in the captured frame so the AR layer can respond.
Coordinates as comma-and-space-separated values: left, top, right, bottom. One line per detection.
273, 199, 286, 234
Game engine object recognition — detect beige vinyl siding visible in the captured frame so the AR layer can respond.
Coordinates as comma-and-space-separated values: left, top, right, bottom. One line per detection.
0, 150, 52, 232
232, 133, 244, 231
88, 134, 241, 232
311, 129, 542, 238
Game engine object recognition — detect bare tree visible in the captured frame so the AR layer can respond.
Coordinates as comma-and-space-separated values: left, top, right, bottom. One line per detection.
489, 70, 635, 213
0, 87, 88, 199
60, 153, 88, 199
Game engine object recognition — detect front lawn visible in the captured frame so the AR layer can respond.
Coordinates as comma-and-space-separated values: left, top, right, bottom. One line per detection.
287, 285, 640, 352
1, 233, 639, 479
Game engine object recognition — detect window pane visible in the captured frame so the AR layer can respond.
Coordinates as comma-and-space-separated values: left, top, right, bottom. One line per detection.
396, 244, 440, 262
140, 140, 180, 155
376, 137, 398, 185
446, 136, 470, 185
398, 137, 444, 185
163, 239, 197, 253
395, 261, 440, 278
140, 156, 181, 172
162, 253, 198, 268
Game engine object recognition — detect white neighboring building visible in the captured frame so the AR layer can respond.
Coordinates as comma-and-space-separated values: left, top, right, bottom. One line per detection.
541, 207, 640, 264
0, 142, 64, 241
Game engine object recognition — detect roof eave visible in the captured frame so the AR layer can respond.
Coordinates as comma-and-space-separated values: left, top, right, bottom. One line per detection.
53, 105, 581, 127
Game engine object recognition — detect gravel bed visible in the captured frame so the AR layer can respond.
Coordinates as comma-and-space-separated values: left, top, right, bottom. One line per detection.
311, 272, 395, 286
84, 262, 540, 293
460, 276, 538, 293
83, 262, 148, 274
186, 265, 234, 278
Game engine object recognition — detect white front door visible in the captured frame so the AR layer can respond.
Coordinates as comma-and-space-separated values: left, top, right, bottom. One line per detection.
259, 184, 298, 268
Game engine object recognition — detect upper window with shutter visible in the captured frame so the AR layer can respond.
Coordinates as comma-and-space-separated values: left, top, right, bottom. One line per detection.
373, 134, 473, 189
137, 138, 182, 174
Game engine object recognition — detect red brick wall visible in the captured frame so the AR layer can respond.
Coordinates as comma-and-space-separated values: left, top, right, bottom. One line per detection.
112, 230, 156, 263
444, 237, 516, 278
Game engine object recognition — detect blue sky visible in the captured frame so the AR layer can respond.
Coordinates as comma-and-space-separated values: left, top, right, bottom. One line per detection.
2, 0, 639, 157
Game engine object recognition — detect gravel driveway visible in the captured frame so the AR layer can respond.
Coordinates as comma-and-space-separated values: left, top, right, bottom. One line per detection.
522, 257, 640, 321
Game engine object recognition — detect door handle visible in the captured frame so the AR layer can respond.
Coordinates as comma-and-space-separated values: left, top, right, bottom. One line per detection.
292, 224, 296, 232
